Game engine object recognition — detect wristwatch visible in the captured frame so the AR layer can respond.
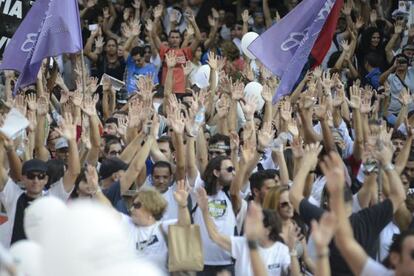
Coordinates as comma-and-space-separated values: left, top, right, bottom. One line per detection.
247, 240, 259, 250
383, 163, 395, 172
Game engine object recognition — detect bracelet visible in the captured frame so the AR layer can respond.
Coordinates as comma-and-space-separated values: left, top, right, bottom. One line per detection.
247, 240, 259, 250
289, 249, 298, 257
179, 204, 188, 208
257, 149, 265, 155
383, 163, 395, 172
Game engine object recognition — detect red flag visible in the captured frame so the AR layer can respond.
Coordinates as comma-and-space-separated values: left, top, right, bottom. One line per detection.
311, 0, 344, 67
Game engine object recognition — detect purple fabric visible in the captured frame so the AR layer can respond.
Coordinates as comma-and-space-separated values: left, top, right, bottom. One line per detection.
248, 0, 336, 102
0, 0, 83, 91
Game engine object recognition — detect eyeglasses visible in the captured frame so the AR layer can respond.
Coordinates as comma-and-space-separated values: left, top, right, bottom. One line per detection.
109, 150, 122, 155
131, 201, 142, 210
26, 172, 47, 180
209, 151, 226, 156
222, 166, 235, 173
279, 202, 291, 208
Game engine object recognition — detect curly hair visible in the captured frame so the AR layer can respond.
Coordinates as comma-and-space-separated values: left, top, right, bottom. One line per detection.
202, 156, 231, 196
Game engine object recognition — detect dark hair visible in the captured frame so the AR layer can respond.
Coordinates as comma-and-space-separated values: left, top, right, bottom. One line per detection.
202, 156, 231, 196
169, 29, 183, 41
249, 170, 276, 198
383, 230, 414, 268
152, 161, 172, 175
105, 117, 118, 126
321, 184, 353, 210
69, 168, 87, 199
209, 134, 231, 155
262, 209, 283, 242
130, 46, 146, 57
104, 139, 122, 154
327, 51, 342, 68
102, 134, 121, 144
360, 27, 383, 50
106, 38, 118, 47
364, 52, 381, 68
46, 159, 65, 189
392, 53, 410, 66
157, 135, 175, 152
392, 130, 406, 140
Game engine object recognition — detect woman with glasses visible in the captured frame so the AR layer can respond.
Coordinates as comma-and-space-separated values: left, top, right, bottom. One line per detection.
120, 180, 190, 271
263, 186, 315, 274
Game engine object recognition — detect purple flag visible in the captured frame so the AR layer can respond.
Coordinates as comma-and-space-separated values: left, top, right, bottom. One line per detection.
248, 0, 336, 102
0, 0, 50, 72
0, 0, 83, 91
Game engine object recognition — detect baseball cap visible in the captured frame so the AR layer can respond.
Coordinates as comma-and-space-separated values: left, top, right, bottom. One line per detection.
99, 158, 128, 180
55, 137, 69, 150
116, 88, 128, 104
22, 159, 48, 175
403, 44, 414, 51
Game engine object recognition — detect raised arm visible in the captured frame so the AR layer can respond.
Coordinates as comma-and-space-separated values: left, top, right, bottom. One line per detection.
151, 4, 164, 52
197, 187, 231, 252
262, 0, 272, 28
186, 10, 201, 53
120, 136, 153, 194
81, 95, 101, 166
0, 133, 9, 192
322, 152, 368, 276
55, 113, 80, 192
289, 143, 322, 213
174, 179, 191, 226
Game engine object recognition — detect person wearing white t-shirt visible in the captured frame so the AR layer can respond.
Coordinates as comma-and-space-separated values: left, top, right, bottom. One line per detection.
118, 181, 191, 271
197, 188, 301, 276
0, 116, 80, 246
192, 156, 237, 275
151, 161, 180, 220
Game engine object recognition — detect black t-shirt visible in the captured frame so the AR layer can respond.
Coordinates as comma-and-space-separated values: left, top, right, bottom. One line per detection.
94, 55, 125, 81
299, 198, 394, 276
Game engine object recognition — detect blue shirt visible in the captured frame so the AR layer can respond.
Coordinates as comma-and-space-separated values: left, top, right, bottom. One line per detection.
364, 67, 381, 89
126, 55, 159, 94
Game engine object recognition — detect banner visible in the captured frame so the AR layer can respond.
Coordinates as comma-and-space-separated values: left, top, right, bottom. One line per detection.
0, 0, 35, 59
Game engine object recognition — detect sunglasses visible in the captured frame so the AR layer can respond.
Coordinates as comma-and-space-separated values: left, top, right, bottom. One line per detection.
26, 172, 47, 180
222, 166, 235, 173
209, 151, 226, 156
279, 202, 291, 208
131, 201, 142, 210
109, 150, 122, 155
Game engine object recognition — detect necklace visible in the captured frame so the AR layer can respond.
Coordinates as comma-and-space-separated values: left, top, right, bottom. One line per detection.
135, 222, 160, 252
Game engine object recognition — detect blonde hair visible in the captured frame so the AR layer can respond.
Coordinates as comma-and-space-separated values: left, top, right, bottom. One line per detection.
133, 188, 167, 220
263, 185, 289, 211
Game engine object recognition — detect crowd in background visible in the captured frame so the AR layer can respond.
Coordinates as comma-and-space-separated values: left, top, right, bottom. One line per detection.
1, 0, 414, 275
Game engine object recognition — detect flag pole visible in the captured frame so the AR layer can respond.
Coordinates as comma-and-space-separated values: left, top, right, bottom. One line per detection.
80, 48, 86, 94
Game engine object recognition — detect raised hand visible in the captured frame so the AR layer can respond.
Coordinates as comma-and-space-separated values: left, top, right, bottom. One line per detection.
153, 4, 163, 19
340, 39, 350, 52
132, 0, 141, 10
170, 8, 180, 24
257, 122, 275, 150
165, 50, 177, 68
261, 84, 273, 102
167, 95, 185, 134
27, 111, 37, 132
13, 94, 27, 116
103, 7, 110, 19
244, 202, 265, 241
102, 75, 112, 92
71, 89, 83, 107
302, 142, 323, 170
320, 151, 345, 190
280, 100, 292, 121
394, 21, 404, 35
398, 87, 412, 106
37, 95, 49, 115
241, 9, 249, 23
87, 77, 99, 95
174, 179, 189, 207
311, 212, 338, 251
207, 51, 219, 70
26, 93, 37, 111
347, 85, 361, 109
182, 61, 193, 76
56, 112, 77, 141
314, 96, 328, 119
81, 95, 97, 117
240, 95, 257, 120
145, 19, 153, 32
196, 187, 209, 213
216, 96, 230, 119
231, 81, 244, 101
95, 36, 105, 49
85, 165, 100, 195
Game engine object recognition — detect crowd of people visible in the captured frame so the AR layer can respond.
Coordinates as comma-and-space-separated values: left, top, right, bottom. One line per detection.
1, 0, 414, 275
